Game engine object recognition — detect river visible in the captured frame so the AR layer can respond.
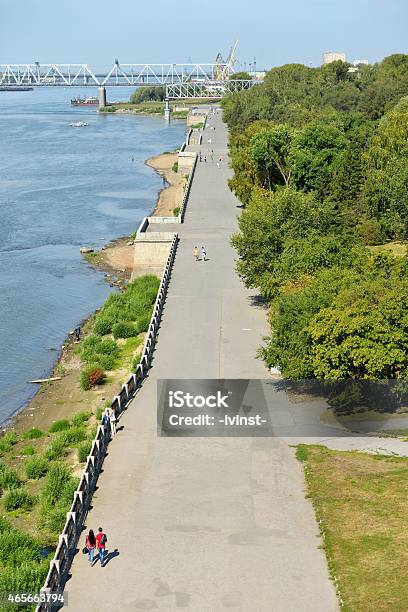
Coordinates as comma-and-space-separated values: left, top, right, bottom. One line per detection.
0, 87, 185, 424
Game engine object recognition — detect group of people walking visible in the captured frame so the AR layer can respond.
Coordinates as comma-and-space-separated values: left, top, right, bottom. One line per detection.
194, 246, 207, 262
84, 527, 108, 567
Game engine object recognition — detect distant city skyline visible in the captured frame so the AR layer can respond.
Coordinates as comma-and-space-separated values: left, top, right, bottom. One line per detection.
1, 0, 407, 70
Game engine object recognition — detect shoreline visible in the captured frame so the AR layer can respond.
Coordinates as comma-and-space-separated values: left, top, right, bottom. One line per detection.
3, 145, 183, 436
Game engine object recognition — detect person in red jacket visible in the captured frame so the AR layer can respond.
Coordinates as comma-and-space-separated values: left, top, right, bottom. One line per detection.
95, 527, 108, 566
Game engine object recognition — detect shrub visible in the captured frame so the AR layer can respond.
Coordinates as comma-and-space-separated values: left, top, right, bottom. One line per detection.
57, 427, 87, 445
93, 315, 114, 335
112, 321, 137, 339
71, 411, 91, 427
0, 522, 42, 566
92, 354, 116, 370
21, 446, 35, 456
95, 407, 103, 421
43, 437, 68, 461
77, 440, 92, 463
0, 462, 21, 489
3, 488, 35, 512
21, 428, 44, 440
173, 207, 180, 216
39, 503, 67, 534
0, 432, 17, 454
81, 336, 119, 370
136, 313, 152, 334
104, 292, 126, 308
0, 559, 49, 593
172, 161, 178, 173
41, 463, 71, 506
80, 365, 105, 390
25, 456, 49, 479
48, 419, 70, 433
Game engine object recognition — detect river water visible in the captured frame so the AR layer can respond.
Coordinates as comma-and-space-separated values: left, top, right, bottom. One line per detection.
0, 87, 185, 424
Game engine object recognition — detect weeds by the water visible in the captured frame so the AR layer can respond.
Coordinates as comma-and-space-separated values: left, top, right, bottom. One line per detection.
48, 419, 70, 433
21, 428, 44, 440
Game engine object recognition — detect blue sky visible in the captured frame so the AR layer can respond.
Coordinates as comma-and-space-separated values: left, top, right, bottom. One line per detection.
1, 0, 407, 69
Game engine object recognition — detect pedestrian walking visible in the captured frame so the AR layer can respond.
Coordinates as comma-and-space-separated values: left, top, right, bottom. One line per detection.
201, 246, 207, 262
199, 151, 202, 162
102, 407, 109, 428
216, 162, 220, 169
85, 529, 96, 565
194, 246, 199, 261
96, 527, 108, 567
109, 407, 117, 436
204, 156, 207, 163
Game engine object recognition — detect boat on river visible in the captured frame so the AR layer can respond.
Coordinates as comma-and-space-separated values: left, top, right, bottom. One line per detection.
71, 95, 98, 106
69, 121, 88, 127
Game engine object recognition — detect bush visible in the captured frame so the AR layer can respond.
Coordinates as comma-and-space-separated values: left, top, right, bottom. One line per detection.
130, 85, 166, 104
21, 428, 44, 440
71, 411, 91, 427
48, 419, 70, 433
0, 432, 17, 454
39, 503, 67, 534
41, 463, 71, 506
21, 446, 35, 456
95, 406, 103, 421
80, 365, 105, 390
0, 462, 21, 489
94, 353, 117, 370
172, 161, 178, 173
104, 292, 126, 308
25, 456, 49, 479
57, 427, 87, 445
112, 321, 137, 339
77, 440, 92, 463
0, 559, 49, 594
173, 207, 180, 216
81, 336, 119, 370
3, 488, 35, 512
136, 313, 152, 333
93, 315, 114, 335
0, 521, 42, 566
43, 437, 68, 461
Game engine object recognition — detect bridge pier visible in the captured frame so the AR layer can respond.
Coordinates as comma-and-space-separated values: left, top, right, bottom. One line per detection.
98, 86, 106, 110
164, 97, 170, 121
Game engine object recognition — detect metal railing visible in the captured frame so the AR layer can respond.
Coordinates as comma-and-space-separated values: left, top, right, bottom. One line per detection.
36, 233, 179, 610
179, 154, 198, 222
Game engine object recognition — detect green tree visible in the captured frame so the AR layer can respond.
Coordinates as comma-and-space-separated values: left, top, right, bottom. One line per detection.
130, 86, 166, 104
308, 279, 408, 379
230, 71, 251, 80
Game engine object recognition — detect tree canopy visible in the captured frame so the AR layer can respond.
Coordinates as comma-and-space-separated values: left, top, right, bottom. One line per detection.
224, 54, 408, 380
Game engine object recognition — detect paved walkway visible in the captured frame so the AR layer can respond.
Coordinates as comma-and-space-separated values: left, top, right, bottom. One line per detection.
65, 112, 338, 612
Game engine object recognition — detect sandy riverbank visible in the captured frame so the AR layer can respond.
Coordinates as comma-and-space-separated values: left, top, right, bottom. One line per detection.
146, 152, 185, 216
4, 149, 182, 436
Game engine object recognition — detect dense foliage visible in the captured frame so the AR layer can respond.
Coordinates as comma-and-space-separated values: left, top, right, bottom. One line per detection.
223, 55, 408, 379
130, 86, 166, 104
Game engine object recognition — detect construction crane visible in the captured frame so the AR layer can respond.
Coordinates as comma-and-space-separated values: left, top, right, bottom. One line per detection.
214, 40, 238, 80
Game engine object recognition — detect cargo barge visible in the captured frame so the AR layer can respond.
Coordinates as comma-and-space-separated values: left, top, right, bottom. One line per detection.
71, 95, 98, 106
0, 86, 33, 91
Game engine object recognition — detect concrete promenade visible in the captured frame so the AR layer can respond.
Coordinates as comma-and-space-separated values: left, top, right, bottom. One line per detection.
65, 112, 338, 611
